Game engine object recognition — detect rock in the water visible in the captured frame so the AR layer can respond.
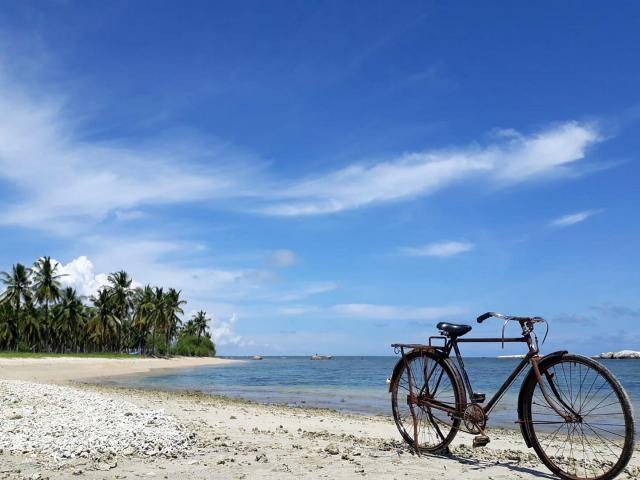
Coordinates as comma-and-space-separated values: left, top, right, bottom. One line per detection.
593, 350, 640, 359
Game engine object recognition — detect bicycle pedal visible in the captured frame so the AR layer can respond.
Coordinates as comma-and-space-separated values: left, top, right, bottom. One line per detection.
471, 393, 485, 403
473, 435, 490, 448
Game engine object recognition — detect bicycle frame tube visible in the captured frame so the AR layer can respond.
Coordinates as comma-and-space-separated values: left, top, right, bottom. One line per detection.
419, 330, 572, 422
448, 334, 535, 416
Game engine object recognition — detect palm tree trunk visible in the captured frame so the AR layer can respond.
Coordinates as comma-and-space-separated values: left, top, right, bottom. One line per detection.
44, 301, 49, 352
15, 298, 20, 352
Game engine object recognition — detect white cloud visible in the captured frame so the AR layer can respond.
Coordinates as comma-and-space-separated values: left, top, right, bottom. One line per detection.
399, 241, 474, 257
0, 70, 264, 233
550, 210, 601, 227
260, 122, 602, 216
0, 63, 605, 227
493, 122, 600, 181
209, 313, 252, 347
267, 282, 337, 302
268, 249, 299, 267
114, 210, 146, 221
332, 303, 465, 320
260, 152, 492, 215
78, 237, 267, 301
57, 256, 110, 298
277, 305, 320, 316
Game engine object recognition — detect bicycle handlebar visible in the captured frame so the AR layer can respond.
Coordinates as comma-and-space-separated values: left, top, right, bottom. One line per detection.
476, 311, 549, 347
476, 311, 545, 324
476, 312, 494, 323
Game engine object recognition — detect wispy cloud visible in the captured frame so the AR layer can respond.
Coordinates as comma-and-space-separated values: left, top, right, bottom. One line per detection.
260, 122, 602, 216
332, 303, 465, 320
67, 237, 270, 302
550, 209, 601, 227
0, 68, 265, 233
277, 305, 320, 316
399, 241, 474, 258
267, 282, 338, 302
0, 62, 606, 229
268, 249, 299, 268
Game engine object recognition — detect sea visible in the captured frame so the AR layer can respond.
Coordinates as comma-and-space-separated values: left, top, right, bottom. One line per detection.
97, 356, 640, 430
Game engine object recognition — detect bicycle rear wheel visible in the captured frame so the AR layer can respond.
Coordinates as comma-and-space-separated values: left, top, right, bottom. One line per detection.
390, 349, 464, 453
522, 354, 634, 480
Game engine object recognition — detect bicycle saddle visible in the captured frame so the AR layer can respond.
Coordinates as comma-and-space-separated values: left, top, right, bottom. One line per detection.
436, 322, 472, 337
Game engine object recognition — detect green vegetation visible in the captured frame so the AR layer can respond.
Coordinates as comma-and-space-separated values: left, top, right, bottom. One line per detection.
173, 334, 216, 357
0, 257, 216, 357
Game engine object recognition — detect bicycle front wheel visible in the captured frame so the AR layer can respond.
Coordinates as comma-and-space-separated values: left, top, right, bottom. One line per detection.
522, 354, 635, 480
390, 349, 464, 453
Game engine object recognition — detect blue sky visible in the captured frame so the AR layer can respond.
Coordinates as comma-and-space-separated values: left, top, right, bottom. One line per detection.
0, 1, 639, 355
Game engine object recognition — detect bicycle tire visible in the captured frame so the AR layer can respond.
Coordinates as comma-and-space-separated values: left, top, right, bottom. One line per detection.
390, 349, 464, 453
521, 353, 634, 480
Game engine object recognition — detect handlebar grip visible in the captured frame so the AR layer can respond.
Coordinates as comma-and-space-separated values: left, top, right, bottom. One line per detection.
477, 312, 494, 323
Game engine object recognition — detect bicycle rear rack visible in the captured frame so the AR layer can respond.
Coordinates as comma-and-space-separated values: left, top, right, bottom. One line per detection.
391, 343, 436, 353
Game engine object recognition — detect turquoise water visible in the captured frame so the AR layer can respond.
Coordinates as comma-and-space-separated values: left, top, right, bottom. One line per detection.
99, 356, 640, 429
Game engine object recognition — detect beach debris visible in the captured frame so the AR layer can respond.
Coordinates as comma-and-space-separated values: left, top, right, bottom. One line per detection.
324, 443, 340, 455
255, 453, 268, 463
96, 461, 116, 471
0, 380, 195, 466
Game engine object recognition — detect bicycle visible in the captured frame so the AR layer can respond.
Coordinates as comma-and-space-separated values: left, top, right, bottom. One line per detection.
389, 312, 635, 480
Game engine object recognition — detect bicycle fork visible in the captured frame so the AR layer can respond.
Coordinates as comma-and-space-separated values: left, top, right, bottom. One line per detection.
530, 356, 578, 422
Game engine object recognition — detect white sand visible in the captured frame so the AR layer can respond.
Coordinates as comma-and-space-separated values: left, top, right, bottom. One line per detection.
0, 357, 637, 479
0, 356, 236, 383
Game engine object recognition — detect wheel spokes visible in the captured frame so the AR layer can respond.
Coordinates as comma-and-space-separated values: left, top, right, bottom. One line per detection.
395, 354, 458, 450
531, 359, 628, 479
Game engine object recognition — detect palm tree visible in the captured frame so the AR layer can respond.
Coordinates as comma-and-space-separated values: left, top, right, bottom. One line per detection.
32, 257, 65, 352
89, 288, 120, 351
107, 270, 133, 352
162, 288, 186, 355
0, 255, 214, 356
191, 310, 210, 340
0, 302, 15, 349
21, 302, 42, 351
147, 287, 166, 356
0, 263, 33, 350
54, 287, 85, 353
181, 319, 197, 337
132, 285, 154, 354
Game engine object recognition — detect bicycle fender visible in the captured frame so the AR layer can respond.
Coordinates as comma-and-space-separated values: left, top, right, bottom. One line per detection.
517, 350, 568, 447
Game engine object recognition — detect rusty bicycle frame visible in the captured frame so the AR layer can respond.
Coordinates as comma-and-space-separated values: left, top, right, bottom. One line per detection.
392, 313, 575, 454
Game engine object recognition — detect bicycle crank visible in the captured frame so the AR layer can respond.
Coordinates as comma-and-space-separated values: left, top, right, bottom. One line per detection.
463, 403, 486, 434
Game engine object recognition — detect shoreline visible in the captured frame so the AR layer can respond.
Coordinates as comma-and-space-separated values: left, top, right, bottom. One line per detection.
0, 355, 239, 384
0, 357, 638, 479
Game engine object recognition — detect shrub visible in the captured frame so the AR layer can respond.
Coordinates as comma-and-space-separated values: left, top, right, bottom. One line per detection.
172, 335, 216, 357
144, 335, 169, 356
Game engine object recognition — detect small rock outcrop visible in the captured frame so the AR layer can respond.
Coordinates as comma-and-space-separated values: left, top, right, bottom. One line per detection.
593, 350, 640, 359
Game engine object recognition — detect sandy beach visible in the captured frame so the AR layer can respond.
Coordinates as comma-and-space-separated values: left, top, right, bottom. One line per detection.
0, 358, 637, 480
0, 356, 236, 383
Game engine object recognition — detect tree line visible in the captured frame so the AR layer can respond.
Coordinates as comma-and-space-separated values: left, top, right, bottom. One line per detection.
0, 257, 215, 356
